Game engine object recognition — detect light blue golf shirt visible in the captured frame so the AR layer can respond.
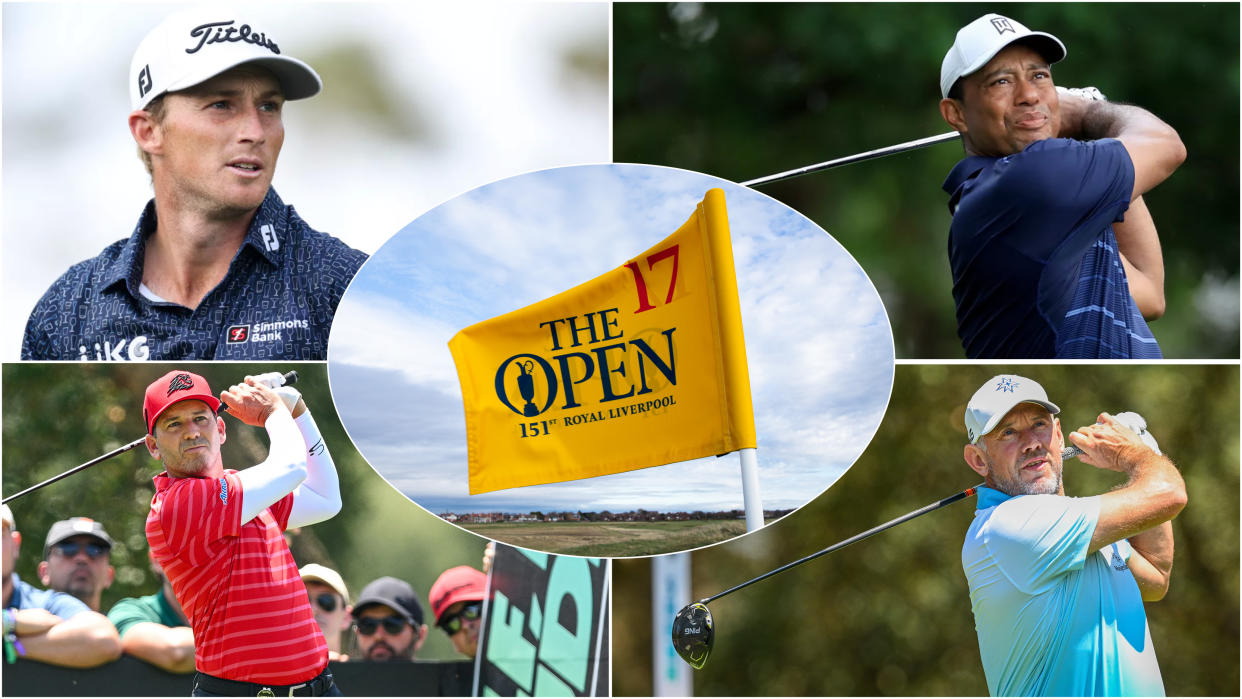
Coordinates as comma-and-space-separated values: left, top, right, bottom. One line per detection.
962, 486, 1165, 696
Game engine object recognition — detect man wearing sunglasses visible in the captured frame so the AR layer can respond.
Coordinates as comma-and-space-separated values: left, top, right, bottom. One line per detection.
38, 518, 115, 613
429, 566, 487, 659
349, 577, 427, 662
2, 505, 122, 668
300, 564, 351, 661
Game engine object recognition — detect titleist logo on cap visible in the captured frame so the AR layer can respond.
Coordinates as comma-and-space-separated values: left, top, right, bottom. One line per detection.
186, 20, 281, 56
167, 373, 195, 395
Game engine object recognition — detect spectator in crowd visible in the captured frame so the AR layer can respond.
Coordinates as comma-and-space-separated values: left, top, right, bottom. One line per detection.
300, 563, 351, 661
107, 556, 194, 673
2, 505, 121, 668
350, 577, 427, 662
430, 566, 487, 659
38, 517, 115, 612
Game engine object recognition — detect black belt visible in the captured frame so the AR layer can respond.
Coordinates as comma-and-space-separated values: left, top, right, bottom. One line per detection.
192, 667, 335, 697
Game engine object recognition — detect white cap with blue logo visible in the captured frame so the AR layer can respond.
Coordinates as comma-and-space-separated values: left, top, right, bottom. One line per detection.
965, 375, 1060, 444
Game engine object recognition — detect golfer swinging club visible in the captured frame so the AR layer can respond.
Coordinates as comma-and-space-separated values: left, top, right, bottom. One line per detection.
961, 374, 1186, 695
938, 14, 1185, 358
143, 369, 342, 696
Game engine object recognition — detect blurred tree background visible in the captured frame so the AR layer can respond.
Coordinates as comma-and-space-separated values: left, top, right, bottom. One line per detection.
1, 363, 490, 661
614, 365, 1239, 695
614, 3, 1239, 358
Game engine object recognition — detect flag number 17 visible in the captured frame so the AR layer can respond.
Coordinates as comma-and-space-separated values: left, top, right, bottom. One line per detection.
624, 244, 680, 314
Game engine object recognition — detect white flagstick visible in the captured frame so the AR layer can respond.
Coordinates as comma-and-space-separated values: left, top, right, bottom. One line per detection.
738, 448, 763, 531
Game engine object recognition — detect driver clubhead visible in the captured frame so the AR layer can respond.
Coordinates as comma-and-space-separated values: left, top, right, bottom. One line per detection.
671, 601, 714, 670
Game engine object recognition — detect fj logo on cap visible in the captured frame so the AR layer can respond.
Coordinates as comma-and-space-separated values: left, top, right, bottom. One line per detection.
138, 65, 153, 99
990, 17, 1016, 34
995, 377, 1017, 393
186, 20, 281, 56
168, 373, 195, 395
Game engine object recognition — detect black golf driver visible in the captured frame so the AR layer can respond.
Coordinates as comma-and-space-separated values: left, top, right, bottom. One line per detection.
2, 371, 298, 504
670, 439, 1112, 669
671, 484, 981, 669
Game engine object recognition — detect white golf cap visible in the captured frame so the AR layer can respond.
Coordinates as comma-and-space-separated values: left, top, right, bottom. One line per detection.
940, 13, 1066, 98
965, 375, 1060, 444
1, 505, 14, 530
300, 563, 350, 604
129, 7, 322, 111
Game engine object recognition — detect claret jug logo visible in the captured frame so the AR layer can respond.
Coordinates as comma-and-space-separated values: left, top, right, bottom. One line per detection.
492, 307, 679, 420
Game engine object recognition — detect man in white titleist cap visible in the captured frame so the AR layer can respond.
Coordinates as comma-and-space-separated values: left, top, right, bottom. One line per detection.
23, 7, 367, 361
960, 374, 1186, 695
937, 13, 1185, 359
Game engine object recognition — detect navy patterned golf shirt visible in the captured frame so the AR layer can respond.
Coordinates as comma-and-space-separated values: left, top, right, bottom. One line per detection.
22, 189, 367, 360
943, 137, 1160, 359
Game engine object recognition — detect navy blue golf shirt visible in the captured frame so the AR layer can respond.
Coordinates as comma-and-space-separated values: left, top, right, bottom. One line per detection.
943, 137, 1160, 359
22, 189, 368, 360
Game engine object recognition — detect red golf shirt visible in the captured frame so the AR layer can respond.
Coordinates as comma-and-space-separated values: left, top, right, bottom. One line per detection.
147, 470, 326, 684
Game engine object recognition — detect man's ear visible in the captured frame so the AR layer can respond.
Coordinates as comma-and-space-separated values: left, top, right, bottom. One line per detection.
940, 97, 968, 134
129, 110, 163, 158
963, 443, 989, 478
145, 433, 160, 459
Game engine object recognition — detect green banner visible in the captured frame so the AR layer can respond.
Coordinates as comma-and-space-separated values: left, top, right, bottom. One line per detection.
476, 545, 609, 696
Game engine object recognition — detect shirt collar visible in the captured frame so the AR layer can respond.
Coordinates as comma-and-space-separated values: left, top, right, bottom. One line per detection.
101, 188, 288, 297
975, 485, 1013, 510
941, 156, 994, 215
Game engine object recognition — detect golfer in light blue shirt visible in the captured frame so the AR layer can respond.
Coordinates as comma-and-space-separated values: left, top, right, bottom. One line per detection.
960, 375, 1186, 696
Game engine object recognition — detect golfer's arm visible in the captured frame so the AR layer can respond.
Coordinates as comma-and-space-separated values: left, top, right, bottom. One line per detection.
1078, 101, 1186, 200
287, 410, 342, 528
19, 610, 122, 668
1114, 196, 1166, 320
1126, 521, 1176, 601
1088, 448, 1186, 555
236, 407, 308, 522
118, 622, 195, 673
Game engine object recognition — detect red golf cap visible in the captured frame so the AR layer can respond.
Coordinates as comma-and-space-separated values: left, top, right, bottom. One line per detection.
144, 370, 220, 434
430, 566, 488, 625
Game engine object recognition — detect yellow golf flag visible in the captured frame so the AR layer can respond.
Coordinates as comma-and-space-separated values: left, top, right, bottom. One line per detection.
449, 188, 756, 494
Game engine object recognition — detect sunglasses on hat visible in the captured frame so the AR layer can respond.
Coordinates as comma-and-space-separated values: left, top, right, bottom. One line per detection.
439, 602, 482, 634
355, 616, 408, 636
52, 541, 109, 560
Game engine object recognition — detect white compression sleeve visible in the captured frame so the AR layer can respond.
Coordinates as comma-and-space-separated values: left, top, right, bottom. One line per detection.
236, 406, 308, 523
287, 410, 342, 528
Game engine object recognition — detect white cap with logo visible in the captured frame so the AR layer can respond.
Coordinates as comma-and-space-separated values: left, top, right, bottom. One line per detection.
965, 375, 1060, 444
940, 13, 1067, 98
129, 8, 322, 111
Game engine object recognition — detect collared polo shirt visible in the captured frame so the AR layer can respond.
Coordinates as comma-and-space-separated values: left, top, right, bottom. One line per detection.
962, 486, 1165, 696
942, 138, 1160, 359
6, 574, 91, 618
147, 470, 326, 684
107, 589, 189, 638
22, 188, 367, 360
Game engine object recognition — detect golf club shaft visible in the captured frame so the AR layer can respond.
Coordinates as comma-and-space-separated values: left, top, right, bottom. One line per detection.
741, 131, 961, 187
699, 484, 981, 605
1, 371, 299, 505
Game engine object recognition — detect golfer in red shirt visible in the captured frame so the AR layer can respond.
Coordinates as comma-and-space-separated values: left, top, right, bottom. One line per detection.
143, 369, 342, 696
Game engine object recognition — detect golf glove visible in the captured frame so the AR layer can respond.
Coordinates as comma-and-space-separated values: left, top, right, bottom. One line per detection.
1114, 411, 1161, 455
1057, 85, 1107, 102
253, 372, 302, 413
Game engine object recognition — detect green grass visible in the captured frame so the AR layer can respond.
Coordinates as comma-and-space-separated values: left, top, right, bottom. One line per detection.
461, 519, 762, 556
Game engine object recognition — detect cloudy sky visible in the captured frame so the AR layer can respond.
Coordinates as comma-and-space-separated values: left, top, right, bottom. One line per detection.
329, 164, 895, 515
2, 2, 607, 358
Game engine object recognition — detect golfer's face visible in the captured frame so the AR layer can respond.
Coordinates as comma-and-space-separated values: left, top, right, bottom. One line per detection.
152, 68, 285, 218
151, 400, 225, 477
959, 44, 1060, 156
979, 403, 1064, 496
